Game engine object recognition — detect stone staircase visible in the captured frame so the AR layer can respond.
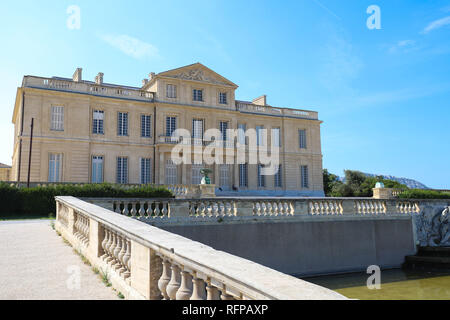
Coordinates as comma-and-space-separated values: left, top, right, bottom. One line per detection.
403, 247, 450, 270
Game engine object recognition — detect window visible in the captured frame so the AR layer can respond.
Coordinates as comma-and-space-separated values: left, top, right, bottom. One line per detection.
220, 164, 230, 188
118, 112, 128, 136
48, 154, 62, 182
92, 156, 104, 183
299, 129, 307, 149
140, 158, 152, 184
141, 115, 152, 138
239, 164, 248, 188
117, 157, 128, 184
192, 119, 204, 141
191, 164, 203, 185
165, 160, 177, 185
167, 84, 177, 98
274, 165, 283, 188
93, 110, 104, 134
51, 106, 64, 131
219, 121, 229, 141
301, 165, 309, 189
256, 126, 265, 146
166, 116, 177, 137
219, 92, 227, 104
193, 89, 203, 102
238, 124, 246, 145
272, 128, 281, 147
258, 164, 266, 188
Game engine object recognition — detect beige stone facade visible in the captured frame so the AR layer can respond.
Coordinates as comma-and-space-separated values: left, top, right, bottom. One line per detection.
11, 63, 324, 196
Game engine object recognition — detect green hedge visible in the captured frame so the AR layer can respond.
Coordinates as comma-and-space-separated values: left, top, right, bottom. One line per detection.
0, 183, 173, 219
398, 189, 450, 200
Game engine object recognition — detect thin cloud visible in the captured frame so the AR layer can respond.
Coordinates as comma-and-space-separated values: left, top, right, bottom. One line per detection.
422, 16, 450, 34
99, 34, 159, 59
388, 40, 417, 54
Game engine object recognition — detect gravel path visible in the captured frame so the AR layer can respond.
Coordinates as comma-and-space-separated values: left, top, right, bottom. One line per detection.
0, 220, 118, 300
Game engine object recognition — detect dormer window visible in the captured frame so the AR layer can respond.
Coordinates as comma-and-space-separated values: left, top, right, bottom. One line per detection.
193, 89, 203, 102
167, 84, 177, 98
219, 92, 227, 104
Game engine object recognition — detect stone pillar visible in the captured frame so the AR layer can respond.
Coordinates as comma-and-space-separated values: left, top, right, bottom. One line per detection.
68, 207, 75, 234
294, 200, 309, 215
169, 201, 191, 218
235, 200, 253, 216
130, 241, 163, 300
88, 219, 103, 258
159, 153, 165, 184
199, 184, 216, 198
373, 188, 394, 199
342, 199, 356, 215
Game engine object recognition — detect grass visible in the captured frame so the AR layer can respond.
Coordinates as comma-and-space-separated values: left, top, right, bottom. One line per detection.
0, 215, 55, 221
117, 292, 125, 299
100, 269, 112, 287
73, 248, 91, 266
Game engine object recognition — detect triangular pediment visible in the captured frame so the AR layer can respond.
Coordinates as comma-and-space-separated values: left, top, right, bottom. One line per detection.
157, 63, 238, 88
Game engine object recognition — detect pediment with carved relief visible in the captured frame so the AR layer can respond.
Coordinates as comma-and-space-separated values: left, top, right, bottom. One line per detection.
158, 63, 238, 88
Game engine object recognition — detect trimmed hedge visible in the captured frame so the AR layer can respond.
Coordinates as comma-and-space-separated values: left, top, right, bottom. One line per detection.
398, 189, 450, 200
0, 183, 173, 219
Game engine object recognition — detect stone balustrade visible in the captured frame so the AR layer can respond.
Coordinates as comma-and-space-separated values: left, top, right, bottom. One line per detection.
23, 76, 154, 102
236, 101, 319, 120
55, 196, 346, 300
84, 197, 422, 226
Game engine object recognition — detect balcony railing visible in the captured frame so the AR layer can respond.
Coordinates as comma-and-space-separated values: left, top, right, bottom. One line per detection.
158, 136, 234, 148
23, 76, 155, 102
236, 101, 318, 120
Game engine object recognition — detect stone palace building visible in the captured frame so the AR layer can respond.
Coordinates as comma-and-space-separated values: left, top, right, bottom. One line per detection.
11, 63, 324, 196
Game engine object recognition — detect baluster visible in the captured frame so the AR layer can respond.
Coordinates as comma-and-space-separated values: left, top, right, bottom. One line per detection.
113, 233, 122, 269
123, 240, 131, 279
190, 277, 207, 300
166, 264, 181, 300
176, 271, 193, 300
117, 237, 127, 274
158, 259, 172, 300
138, 203, 145, 218
130, 203, 137, 218
106, 232, 116, 263
120, 202, 127, 215
206, 282, 221, 300
102, 229, 112, 261
221, 290, 234, 300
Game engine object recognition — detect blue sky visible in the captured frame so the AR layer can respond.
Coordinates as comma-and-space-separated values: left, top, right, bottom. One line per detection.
0, 0, 449, 188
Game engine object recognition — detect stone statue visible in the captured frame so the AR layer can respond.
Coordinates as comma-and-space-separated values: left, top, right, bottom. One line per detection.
200, 168, 212, 185
416, 206, 450, 247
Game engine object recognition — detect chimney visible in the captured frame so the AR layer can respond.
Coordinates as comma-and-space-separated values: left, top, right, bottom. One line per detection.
149, 72, 156, 80
73, 68, 82, 82
142, 79, 149, 86
95, 72, 104, 85
252, 95, 267, 106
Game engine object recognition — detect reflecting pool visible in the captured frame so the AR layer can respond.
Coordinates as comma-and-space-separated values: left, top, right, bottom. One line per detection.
303, 269, 450, 300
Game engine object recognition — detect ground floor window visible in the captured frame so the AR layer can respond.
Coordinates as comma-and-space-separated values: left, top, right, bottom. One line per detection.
239, 164, 248, 188
301, 165, 309, 189
257, 164, 266, 188
140, 158, 152, 184
48, 153, 63, 182
274, 165, 283, 188
165, 160, 177, 185
92, 156, 104, 183
117, 157, 128, 184
191, 164, 203, 185
220, 164, 230, 188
